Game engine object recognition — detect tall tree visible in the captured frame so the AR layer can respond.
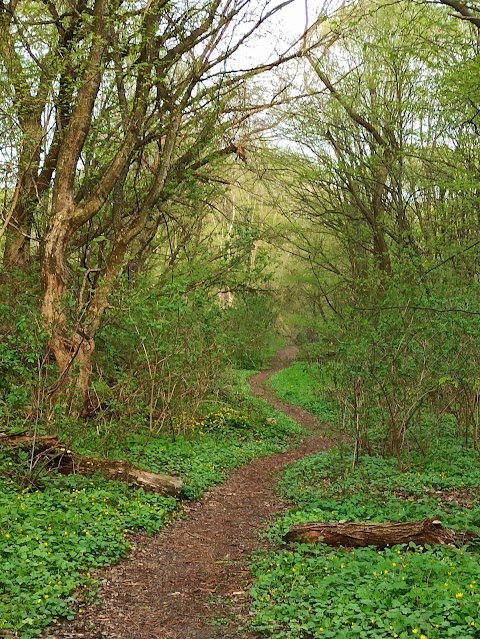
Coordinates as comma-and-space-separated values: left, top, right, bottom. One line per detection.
0, 0, 300, 407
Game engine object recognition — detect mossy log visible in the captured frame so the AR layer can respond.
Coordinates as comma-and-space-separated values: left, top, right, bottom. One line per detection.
0, 434, 183, 497
283, 518, 474, 548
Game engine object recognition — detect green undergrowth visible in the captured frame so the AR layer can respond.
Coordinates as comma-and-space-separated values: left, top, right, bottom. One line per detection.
125, 402, 303, 499
0, 373, 303, 638
268, 362, 336, 423
249, 438, 480, 639
0, 463, 176, 638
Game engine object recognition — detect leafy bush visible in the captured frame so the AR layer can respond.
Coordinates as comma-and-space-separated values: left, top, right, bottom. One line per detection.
0, 269, 48, 432
94, 278, 230, 435
303, 272, 480, 458
221, 293, 279, 369
90, 278, 282, 445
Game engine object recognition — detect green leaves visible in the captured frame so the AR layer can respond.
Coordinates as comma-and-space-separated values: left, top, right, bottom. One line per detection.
269, 362, 337, 423
125, 403, 303, 499
0, 466, 176, 637
250, 443, 480, 639
0, 379, 303, 637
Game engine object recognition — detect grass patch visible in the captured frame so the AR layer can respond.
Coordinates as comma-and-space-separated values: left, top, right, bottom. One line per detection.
268, 362, 336, 423
249, 439, 480, 639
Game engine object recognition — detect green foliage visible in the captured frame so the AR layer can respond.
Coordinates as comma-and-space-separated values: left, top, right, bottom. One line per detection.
266, 0, 480, 461
0, 387, 303, 637
249, 441, 480, 639
306, 269, 480, 457
268, 363, 336, 423
0, 455, 176, 638
0, 270, 48, 432
126, 403, 303, 499
274, 441, 480, 536
251, 544, 480, 639
94, 278, 229, 434
221, 293, 279, 369
86, 279, 281, 448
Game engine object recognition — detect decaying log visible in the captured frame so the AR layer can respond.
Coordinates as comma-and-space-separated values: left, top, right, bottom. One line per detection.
0, 434, 183, 497
0, 434, 59, 451
56, 456, 183, 496
283, 518, 474, 548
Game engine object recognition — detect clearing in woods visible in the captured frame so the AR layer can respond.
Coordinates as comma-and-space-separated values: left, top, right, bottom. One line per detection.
46, 347, 332, 639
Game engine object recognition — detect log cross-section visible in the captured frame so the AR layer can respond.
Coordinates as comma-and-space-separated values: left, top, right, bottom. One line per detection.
283, 518, 474, 548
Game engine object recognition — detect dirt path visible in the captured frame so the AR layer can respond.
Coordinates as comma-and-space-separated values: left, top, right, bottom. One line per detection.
248, 346, 320, 430
46, 348, 333, 639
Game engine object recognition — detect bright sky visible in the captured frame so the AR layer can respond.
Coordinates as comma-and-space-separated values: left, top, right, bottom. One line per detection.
235, 0, 332, 67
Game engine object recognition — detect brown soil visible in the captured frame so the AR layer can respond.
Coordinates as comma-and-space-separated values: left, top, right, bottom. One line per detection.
248, 346, 320, 431
45, 347, 333, 639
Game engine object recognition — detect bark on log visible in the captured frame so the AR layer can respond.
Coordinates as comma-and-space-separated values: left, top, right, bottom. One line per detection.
0, 434, 59, 451
283, 518, 474, 548
56, 455, 183, 496
0, 434, 183, 497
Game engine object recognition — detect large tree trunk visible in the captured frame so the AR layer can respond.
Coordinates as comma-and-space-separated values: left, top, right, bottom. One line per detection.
40, 0, 111, 401
3, 186, 35, 269
42, 112, 181, 409
3, 200, 32, 268
283, 518, 474, 548
41, 216, 77, 374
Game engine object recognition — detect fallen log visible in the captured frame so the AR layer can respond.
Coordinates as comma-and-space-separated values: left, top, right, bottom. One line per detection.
0, 434, 59, 451
56, 455, 183, 496
0, 434, 183, 497
283, 518, 474, 548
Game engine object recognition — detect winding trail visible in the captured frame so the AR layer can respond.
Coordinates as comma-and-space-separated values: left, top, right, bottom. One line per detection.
46, 347, 333, 639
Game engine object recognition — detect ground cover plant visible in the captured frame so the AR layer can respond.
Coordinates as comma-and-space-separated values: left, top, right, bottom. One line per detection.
268, 363, 336, 424
0, 386, 302, 638
0, 457, 177, 638
125, 403, 303, 499
249, 436, 480, 639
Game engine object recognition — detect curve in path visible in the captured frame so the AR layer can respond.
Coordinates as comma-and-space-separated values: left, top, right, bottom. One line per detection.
249, 347, 320, 430
46, 348, 332, 639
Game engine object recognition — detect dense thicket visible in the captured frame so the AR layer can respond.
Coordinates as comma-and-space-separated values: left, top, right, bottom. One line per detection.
2, 0, 480, 458
0, 0, 294, 435
262, 0, 480, 458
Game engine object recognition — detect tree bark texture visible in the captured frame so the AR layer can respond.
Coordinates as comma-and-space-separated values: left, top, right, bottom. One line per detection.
2, 116, 42, 268
283, 518, 474, 548
58, 456, 183, 497
0, 434, 183, 497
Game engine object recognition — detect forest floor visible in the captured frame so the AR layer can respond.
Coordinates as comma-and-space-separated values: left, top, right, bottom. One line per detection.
45, 347, 333, 639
